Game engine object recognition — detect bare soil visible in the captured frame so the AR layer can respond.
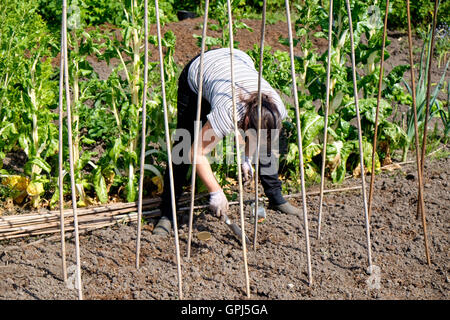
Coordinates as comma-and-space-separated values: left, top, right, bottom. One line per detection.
0, 155, 448, 300
0, 18, 448, 300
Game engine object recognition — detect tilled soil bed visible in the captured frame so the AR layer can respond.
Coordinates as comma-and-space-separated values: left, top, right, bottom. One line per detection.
0, 18, 449, 300
0, 155, 448, 300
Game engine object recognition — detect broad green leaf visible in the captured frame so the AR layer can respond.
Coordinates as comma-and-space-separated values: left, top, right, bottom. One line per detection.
81, 136, 96, 145
286, 143, 299, 164
93, 169, 108, 204
326, 140, 356, 184
27, 157, 52, 174
49, 187, 59, 210
360, 98, 392, 124
379, 120, 408, 150
301, 110, 324, 147
304, 143, 322, 163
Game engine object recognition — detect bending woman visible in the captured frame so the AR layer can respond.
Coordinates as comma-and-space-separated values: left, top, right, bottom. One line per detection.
153, 48, 301, 236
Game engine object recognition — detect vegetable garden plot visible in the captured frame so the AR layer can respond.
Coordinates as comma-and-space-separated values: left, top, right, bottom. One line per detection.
1, 0, 449, 300
0, 157, 448, 299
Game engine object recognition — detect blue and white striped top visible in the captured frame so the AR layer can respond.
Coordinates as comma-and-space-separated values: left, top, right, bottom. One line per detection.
187, 48, 287, 139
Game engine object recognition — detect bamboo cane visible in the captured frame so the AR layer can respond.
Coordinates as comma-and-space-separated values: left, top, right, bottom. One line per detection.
57, 9, 67, 282
406, 0, 431, 265
252, 0, 267, 251
226, 0, 251, 298
155, 0, 184, 300
0, 195, 203, 228
136, 0, 149, 270
62, 0, 83, 300
0, 194, 203, 230
317, 0, 333, 240
187, 0, 210, 260
0, 209, 161, 241
417, 0, 439, 220
285, 0, 313, 286
345, 0, 373, 269
368, 0, 390, 223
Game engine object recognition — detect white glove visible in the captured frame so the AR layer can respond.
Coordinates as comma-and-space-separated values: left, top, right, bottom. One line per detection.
241, 156, 254, 185
209, 189, 229, 219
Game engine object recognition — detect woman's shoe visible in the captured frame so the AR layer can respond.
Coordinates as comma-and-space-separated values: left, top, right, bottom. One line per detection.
152, 216, 172, 236
269, 201, 301, 216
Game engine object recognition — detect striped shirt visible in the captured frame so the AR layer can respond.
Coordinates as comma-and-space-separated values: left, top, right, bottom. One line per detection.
187, 48, 287, 139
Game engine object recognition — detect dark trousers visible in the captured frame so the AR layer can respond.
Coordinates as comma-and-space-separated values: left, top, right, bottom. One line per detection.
160, 56, 286, 221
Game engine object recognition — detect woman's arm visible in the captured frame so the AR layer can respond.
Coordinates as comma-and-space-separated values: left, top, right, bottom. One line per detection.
190, 120, 222, 192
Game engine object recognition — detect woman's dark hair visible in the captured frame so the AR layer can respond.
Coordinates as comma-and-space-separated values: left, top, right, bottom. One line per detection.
240, 92, 281, 132
239, 92, 281, 151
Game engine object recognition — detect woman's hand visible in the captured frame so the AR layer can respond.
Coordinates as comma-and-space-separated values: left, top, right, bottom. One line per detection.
209, 189, 229, 219
241, 156, 254, 185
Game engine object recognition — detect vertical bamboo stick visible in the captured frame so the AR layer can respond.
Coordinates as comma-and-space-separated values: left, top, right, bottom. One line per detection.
154, 0, 184, 299
417, 0, 439, 220
62, 0, 83, 300
135, 0, 149, 270
253, 0, 267, 250
406, 0, 431, 265
344, 0, 373, 269
58, 6, 67, 283
226, 0, 251, 298
285, 0, 313, 286
367, 0, 390, 223
187, 0, 210, 260
317, 0, 333, 240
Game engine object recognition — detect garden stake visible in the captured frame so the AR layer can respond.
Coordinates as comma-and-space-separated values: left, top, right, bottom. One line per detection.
406, 0, 431, 265
317, 0, 333, 240
58, 11, 67, 283
155, 0, 184, 299
135, 0, 149, 270
253, 0, 267, 251
187, 0, 210, 260
368, 0, 390, 223
418, 0, 439, 220
227, 0, 251, 298
285, 0, 313, 286
345, 0, 373, 269
62, 0, 83, 300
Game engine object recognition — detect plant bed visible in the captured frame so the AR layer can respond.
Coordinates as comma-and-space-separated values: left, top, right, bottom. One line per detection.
0, 155, 448, 299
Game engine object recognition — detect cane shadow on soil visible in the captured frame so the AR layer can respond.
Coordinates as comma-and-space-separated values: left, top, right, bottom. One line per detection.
22, 288, 42, 300
12, 259, 64, 283
327, 257, 363, 272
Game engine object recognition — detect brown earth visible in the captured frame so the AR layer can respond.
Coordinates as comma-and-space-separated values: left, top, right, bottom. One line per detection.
0, 155, 448, 300
0, 17, 449, 300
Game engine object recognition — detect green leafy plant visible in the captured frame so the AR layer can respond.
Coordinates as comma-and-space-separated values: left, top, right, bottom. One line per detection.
402, 27, 449, 161
194, 0, 253, 49
93, 0, 177, 203
0, 0, 59, 207
434, 22, 449, 68
37, 0, 177, 29
247, 45, 292, 96
53, 17, 104, 208
438, 81, 449, 138
275, 0, 408, 186
388, 0, 450, 32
